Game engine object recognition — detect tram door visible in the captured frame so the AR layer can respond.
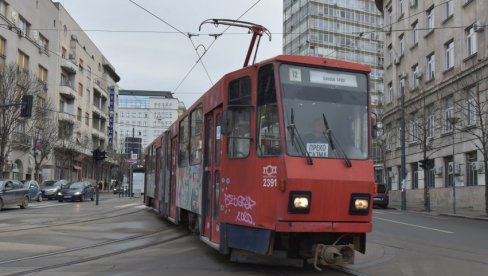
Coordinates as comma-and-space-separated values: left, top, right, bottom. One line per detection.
202, 108, 222, 243
168, 136, 178, 221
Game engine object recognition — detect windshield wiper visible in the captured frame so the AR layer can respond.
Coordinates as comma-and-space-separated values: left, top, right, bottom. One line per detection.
322, 113, 352, 168
287, 108, 313, 165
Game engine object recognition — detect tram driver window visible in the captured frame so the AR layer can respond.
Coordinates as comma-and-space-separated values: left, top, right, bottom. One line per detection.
227, 77, 251, 159
257, 64, 281, 156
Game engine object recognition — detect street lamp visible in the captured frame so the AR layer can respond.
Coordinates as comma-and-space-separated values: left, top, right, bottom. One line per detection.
447, 115, 460, 214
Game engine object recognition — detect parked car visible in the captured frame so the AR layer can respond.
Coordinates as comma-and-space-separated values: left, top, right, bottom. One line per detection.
373, 183, 389, 209
57, 181, 95, 202
23, 180, 42, 202
0, 179, 30, 210
41, 179, 68, 200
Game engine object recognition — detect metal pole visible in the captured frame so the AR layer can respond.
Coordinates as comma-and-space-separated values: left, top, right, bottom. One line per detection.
401, 80, 407, 211
452, 131, 456, 214
447, 116, 459, 214
95, 158, 100, 205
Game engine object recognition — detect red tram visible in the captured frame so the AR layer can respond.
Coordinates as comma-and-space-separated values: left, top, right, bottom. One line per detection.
145, 54, 373, 269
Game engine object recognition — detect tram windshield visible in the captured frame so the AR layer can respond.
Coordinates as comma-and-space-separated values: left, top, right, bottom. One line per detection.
279, 64, 369, 160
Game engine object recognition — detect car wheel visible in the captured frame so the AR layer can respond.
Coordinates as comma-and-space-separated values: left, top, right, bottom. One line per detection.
58, 199, 63, 202
20, 197, 29, 209
80, 194, 85, 202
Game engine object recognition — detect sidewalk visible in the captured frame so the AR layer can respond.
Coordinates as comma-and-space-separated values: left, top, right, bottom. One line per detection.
388, 203, 488, 221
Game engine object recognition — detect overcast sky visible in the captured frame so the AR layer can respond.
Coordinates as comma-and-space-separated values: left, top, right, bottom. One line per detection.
60, 0, 283, 107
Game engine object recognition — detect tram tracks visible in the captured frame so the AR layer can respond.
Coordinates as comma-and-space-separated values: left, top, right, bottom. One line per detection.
0, 203, 147, 234
2, 227, 190, 276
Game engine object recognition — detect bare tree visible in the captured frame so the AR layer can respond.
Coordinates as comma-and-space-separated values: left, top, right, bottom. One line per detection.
452, 66, 488, 214
404, 90, 444, 211
0, 63, 42, 178
30, 97, 58, 182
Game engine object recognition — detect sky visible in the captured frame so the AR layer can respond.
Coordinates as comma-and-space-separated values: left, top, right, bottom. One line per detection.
60, 0, 284, 108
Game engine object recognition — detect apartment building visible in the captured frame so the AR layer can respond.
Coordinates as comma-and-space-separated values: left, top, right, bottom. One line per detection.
118, 90, 181, 159
0, 0, 120, 183
376, 0, 487, 211
283, 0, 385, 180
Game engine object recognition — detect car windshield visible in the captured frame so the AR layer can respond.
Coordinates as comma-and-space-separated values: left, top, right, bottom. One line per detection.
42, 181, 56, 187
279, 64, 369, 160
66, 182, 84, 189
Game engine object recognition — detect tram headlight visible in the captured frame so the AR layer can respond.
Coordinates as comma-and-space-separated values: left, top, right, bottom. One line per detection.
288, 191, 311, 214
349, 193, 370, 215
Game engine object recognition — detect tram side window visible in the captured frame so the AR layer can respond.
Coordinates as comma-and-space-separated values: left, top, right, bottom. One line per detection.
179, 116, 189, 167
227, 77, 251, 159
257, 64, 281, 156
190, 105, 203, 165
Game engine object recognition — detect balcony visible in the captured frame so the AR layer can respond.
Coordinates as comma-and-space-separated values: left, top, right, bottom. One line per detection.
58, 112, 76, 124
93, 78, 107, 96
91, 128, 107, 140
60, 58, 77, 74
11, 132, 32, 150
59, 84, 76, 100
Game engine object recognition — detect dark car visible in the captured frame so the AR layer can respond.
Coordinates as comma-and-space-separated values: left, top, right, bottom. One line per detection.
57, 181, 95, 202
0, 179, 30, 210
373, 183, 389, 209
23, 180, 42, 202
41, 179, 68, 200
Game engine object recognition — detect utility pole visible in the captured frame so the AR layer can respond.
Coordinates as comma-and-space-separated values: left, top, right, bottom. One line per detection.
400, 76, 407, 211
92, 147, 106, 205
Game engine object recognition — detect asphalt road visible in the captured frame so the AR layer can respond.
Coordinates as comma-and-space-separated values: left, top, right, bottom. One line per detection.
351, 208, 488, 275
1, 196, 488, 275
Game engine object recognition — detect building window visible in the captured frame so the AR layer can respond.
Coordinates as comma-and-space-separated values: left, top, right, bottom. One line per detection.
443, 95, 454, 132
427, 6, 435, 32
77, 108, 82, 121
39, 33, 48, 52
388, 44, 393, 65
427, 104, 435, 138
466, 152, 478, 186
38, 65, 48, 83
0, 36, 5, 61
411, 64, 419, 89
409, 112, 418, 143
399, 0, 405, 16
411, 20, 419, 46
387, 82, 393, 103
85, 112, 89, 125
18, 16, 29, 36
427, 53, 435, 80
78, 83, 83, 96
444, 40, 454, 70
385, 124, 392, 151
412, 164, 419, 189
466, 86, 477, 126
17, 50, 29, 70
445, 0, 454, 19
399, 33, 404, 56
466, 25, 477, 57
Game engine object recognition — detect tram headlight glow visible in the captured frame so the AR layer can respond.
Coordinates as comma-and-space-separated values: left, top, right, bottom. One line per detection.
349, 193, 370, 215
293, 197, 309, 209
288, 191, 311, 214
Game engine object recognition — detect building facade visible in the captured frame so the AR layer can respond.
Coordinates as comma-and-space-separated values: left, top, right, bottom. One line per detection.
0, 0, 120, 183
118, 90, 181, 159
283, 0, 386, 180
376, 0, 487, 211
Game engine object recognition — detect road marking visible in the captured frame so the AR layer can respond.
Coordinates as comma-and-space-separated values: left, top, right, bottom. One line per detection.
374, 217, 454, 234
30, 203, 70, 209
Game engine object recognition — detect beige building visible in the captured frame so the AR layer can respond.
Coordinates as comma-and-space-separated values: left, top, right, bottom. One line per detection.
0, 0, 120, 183
376, 0, 487, 211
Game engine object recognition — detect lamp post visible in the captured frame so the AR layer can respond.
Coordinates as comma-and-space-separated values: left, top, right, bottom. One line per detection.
447, 116, 460, 214
400, 76, 407, 211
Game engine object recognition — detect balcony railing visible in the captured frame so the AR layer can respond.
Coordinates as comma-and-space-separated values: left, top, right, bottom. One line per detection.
59, 83, 76, 99
58, 112, 76, 124
12, 132, 32, 149
60, 58, 77, 74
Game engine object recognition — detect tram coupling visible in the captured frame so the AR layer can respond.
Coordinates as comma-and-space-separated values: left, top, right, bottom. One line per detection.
308, 243, 355, 271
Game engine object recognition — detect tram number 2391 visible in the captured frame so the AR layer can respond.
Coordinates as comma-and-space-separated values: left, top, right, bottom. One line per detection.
263, 178, 277, 187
